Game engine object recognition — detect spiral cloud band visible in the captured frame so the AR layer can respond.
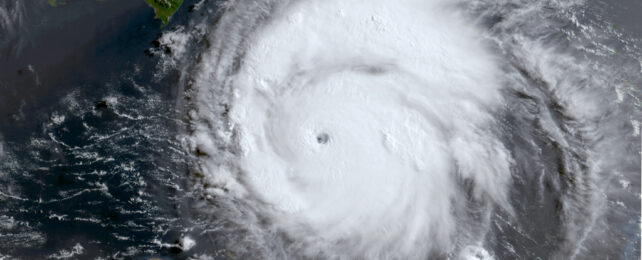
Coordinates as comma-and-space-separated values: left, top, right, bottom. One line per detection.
185, 0, 640, 258
188, 0, 513, 258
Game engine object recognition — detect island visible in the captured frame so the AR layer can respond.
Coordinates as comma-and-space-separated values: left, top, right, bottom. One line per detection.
47, 0, 183, 26
144, 0, 183, 25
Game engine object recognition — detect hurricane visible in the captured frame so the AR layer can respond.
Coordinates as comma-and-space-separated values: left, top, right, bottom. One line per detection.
0, 0, 638, 259
184, 0, 640, 259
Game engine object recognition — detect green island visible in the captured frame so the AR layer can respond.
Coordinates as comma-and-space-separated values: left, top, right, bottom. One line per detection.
144, 0, 183, 25
48, 0, 183, 26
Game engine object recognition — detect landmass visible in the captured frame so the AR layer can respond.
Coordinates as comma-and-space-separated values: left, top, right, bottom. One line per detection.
48, 0, 183, 26
144, 0, 183, 25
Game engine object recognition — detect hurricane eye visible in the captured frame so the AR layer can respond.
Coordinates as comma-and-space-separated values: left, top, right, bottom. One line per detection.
316, 133, 329, 144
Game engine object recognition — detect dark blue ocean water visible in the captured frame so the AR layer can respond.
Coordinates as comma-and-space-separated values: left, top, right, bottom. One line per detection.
0, 1, 210, 258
